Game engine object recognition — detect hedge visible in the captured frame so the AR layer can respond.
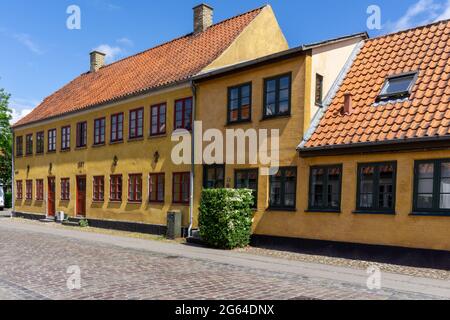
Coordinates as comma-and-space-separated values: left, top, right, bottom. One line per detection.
4, 192, 12, 208
199, 188, 254, 249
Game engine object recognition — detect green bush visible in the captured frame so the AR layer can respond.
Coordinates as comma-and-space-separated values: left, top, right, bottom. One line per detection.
79, 219, 89, 228
4, 192, 12, 208
199, 188, 254, 250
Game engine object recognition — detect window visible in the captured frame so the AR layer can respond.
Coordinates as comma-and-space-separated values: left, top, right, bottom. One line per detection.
48, 129, 57, 152
228, 83, 251, 123
235, 169, 258, 208
26, 134, 33, 155
36, 132, 44, 154
149, 173, 165, 203
61, 126, 71, 150
309, 165, 342, 211
150, 103, 167, 136
173, 172, 190, 204
129, 108, 144, 139
174, 98, 193, 131
377, 72, 417, 102
16, 180, 23, 199
94, 118, 106, 145
25, 180, 33, 200
128, 174, 142, 202
264, 74, 291, 118
269, 167, 297, 209
203, 165, 225, 189
111, 113, 124, 142
110, 175, 122, 202
61, 178, 70, 201
16, 136, 23, 157
93, 176, 104, 201
36, 179, 44, 201
315, 74, 324, 106
413, 159, 450, 214
76, 122, 87, 148
357, 162, 396, 213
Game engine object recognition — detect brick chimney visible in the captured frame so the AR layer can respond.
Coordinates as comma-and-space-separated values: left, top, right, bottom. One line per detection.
90, 51, 106, 72
342, 93, 354, 115
193, 4, 213, 34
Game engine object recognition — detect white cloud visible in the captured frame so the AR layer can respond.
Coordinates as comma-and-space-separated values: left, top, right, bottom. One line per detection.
12, 33, 44, 55
93, 38, 134, 63
9, 98, 39, 124
385, 0, 449, 33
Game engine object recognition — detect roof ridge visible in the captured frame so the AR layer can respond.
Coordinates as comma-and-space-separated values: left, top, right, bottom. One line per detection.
367, 17, 450, 42
91, 5, 267, 73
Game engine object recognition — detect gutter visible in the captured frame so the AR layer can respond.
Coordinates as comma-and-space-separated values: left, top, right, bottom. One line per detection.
188, 81, 197, 238
11, 130, 14, 218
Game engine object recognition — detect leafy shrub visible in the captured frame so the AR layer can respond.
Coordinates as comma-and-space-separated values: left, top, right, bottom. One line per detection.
79, 219, 89, 228
4, 192, 12, 208
199, 189, 254, 249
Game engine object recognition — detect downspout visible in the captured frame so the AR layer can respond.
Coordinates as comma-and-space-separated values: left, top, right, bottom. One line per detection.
188, 81, 197, 238
11, 129, 14, 218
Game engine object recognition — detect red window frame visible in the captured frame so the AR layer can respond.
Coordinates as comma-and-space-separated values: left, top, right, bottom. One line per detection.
149, 173, 165, 203
61, 178, 70, 201
61, 126, 71, 150
110, 175, 123, 202
150, 103, 167, 136
16, 136, 23, 157
36, 131, 44, 154
93, 176, 105, 201
174, 97, 193, 131
36, 179, 44, 201
48, 129, 57, 152
129, 108, 144, 139
25, 134, 33, 155
25, 180, 33, 200
76, 122, 87, 148
94, 118, 106, 145
128, 174, 142, 202
172, 172, 190, 204
16, 180, 23, 199
110, 113, 124, 142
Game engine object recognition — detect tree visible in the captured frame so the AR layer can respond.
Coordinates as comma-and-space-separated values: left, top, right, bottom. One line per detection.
0, 88, 12, 188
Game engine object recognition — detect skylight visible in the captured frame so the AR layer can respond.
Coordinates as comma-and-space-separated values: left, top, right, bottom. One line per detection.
377, 72, 417, 102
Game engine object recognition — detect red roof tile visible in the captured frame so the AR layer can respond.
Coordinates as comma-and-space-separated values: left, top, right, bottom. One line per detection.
304, 19, 450, 149
14, 6, 264, 127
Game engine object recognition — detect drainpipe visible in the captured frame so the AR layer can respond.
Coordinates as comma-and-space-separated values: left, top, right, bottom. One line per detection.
11, 130, 14, 218
188, 81, 197, 238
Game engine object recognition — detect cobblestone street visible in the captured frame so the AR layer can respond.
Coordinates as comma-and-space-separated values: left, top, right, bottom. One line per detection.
0, 217, 448, 300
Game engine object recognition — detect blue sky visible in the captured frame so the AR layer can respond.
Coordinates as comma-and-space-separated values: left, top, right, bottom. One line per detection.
1, 0, 449, 123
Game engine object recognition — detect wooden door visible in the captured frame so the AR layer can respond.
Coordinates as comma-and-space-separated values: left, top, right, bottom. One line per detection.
76, 176, 86, 217
47, 177, 56, 217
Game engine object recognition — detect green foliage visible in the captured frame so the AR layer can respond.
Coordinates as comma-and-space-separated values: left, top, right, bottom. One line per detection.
4, 192, 12, 208
79, 219, 89, 228
0, 88, 12, 188
199, 188, 254, 250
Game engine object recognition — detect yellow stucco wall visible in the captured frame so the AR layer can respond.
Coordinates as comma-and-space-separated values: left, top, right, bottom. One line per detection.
14, 86, 193, 226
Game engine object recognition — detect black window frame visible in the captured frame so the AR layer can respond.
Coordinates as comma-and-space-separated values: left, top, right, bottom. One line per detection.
263, 73, 292, 119
413, 159, 450, 216
315, 73, 324, 106
36, 131, 44, 154
308, 164, 343, 212
76, 122, 87, 148
203, 164, 225, 189
268, 167, 297, 210
227, 82, 252, 124
16, 136, 23, 157
25, 134, 33, 155
356, 161, 397, 214
234, 169, 259, 209
376, 71, 418, 102
61, 126, 71, 151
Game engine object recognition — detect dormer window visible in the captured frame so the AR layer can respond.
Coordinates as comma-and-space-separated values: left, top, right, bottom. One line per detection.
377, 72, 417, 102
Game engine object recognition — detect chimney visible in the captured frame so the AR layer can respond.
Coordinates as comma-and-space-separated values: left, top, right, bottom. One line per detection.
193, 3, 213, 34
342, 93, 354, 115
90, 51, 106, 72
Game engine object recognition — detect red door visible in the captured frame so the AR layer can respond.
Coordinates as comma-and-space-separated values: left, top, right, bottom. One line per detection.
76, 176, 86, 217
47, 177, 56, 217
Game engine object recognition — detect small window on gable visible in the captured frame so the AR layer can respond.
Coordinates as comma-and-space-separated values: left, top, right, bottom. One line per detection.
377, 72, 417, 102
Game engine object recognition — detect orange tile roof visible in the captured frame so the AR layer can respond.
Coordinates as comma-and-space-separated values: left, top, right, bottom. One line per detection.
14, 6, 265, 127
303, 19, 450, 149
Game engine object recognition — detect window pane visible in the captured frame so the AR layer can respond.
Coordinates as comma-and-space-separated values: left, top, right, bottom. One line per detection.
382, 75, 414, 94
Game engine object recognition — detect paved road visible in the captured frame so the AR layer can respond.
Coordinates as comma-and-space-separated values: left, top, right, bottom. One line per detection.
0, 217, 448, 300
